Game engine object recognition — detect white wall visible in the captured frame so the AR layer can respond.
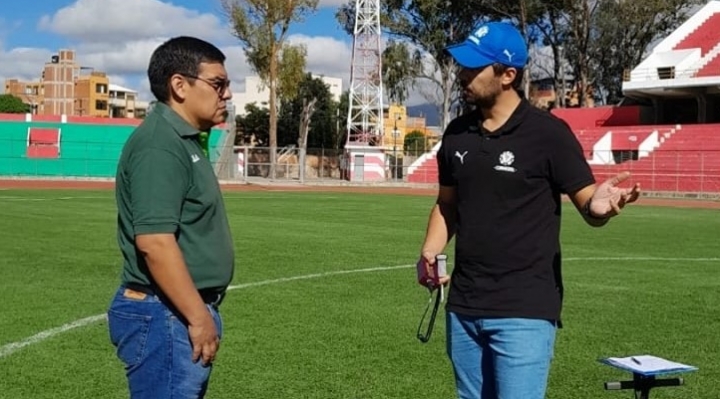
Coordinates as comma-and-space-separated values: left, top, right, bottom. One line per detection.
231, 75, 343, 117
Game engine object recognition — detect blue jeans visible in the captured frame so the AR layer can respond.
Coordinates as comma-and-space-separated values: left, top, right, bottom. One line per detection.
107, 286, 223, 399
446, 312, 557, 399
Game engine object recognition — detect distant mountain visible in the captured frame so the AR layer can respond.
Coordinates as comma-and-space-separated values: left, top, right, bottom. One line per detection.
407, 103, 441, 127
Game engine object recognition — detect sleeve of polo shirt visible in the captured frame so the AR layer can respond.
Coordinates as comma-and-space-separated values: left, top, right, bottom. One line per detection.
128, 147, 190, 235
548, 121, 596, 194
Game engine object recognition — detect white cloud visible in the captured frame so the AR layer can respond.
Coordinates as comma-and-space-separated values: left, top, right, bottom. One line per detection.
0, 47, 54, 83
287, 34, 352, 83
3, 0, 443, 110
79, 39, 166, 75
38, 0, 231, 44
14, 0, 354, 102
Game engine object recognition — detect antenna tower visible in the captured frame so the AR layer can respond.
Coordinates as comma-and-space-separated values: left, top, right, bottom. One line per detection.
346, 0, 384, 146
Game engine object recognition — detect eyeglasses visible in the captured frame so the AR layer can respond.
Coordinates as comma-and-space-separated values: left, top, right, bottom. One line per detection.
181, 73, 231, 96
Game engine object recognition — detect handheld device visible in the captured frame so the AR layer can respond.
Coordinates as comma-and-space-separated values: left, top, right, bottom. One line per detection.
416, 254, 448, 289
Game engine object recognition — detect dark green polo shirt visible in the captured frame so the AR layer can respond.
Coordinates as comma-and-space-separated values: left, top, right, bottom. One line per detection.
115, 102, 234, 293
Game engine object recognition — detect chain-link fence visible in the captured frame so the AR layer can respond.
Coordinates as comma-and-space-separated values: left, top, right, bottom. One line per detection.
3, 137, 719, 197
589, 149, 720, 196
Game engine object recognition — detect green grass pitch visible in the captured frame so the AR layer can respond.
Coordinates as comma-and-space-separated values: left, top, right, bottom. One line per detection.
0, 189, 718, 398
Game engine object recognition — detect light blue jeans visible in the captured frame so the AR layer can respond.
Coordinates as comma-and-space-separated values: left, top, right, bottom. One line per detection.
107, 286, 223, 399
446, 312, 557, 399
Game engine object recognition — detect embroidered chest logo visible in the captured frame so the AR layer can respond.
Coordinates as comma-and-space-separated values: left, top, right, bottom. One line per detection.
454, 150, 468, 164
191, 154, 201, 163
494, 151, 516, 173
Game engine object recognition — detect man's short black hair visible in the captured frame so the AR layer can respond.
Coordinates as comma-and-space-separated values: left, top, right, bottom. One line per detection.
492, 63, 524, 91
148, 36, 226, 103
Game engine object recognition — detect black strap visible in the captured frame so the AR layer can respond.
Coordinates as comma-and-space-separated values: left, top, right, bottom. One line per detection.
416, 288, 442, 343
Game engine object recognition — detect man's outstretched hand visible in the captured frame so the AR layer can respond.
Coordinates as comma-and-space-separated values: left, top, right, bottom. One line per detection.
589, 171, 641, 218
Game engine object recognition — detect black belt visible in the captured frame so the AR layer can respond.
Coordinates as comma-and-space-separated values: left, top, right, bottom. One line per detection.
125, 282, 225, 307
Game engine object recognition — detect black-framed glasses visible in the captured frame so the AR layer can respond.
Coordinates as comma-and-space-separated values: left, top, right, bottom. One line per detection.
416, 286, 443, 343
181, 73, 231, 95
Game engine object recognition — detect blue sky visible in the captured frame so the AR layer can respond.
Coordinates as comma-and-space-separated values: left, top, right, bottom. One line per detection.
0, 0, 351, 48
0, 0, 356, 101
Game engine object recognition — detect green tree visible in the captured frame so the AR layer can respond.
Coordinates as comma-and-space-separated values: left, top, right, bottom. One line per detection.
278, 73, 338, 149
235, 103, 270, 146
223, 0, 318, 177
334, 90, 350, 150
382, 40, 423, 105
403, 130, 428, 156
0, 94, 30, 113
532, 0, 571, 108
562, 0, 602, 107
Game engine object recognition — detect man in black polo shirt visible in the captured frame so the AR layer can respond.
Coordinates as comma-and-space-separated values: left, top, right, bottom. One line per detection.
107, 36, 235, 399
417, 22, 640, 399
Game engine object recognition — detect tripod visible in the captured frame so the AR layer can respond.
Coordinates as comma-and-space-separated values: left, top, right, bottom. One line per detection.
604, 372, 684, 399
600, 355, 697, 399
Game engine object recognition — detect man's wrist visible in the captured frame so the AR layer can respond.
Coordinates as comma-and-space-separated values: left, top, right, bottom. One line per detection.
421, 248, 441, 258
583, 199, 609, 222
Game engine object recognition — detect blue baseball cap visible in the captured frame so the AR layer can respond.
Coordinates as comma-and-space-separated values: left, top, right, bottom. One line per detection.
445, 22, 528, 69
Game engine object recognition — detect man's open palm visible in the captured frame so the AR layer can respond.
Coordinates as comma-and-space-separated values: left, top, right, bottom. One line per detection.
589, 171, 641, 217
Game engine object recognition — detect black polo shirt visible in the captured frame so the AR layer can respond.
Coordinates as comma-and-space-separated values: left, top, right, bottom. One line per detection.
438, 99, 594, 322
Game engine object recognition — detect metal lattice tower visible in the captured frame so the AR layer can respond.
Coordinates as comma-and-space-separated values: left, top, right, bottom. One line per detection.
346, 0, 384, 146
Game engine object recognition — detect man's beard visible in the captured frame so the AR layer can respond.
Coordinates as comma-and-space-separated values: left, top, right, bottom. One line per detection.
464, 82, 501, 110
473, 92, 498, 109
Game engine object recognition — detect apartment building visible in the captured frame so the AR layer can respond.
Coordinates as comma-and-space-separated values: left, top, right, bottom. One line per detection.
75, 72, 110, 117
109, 84, 144, 118
4, 49, 145, 118
380, 103, 438, 150
4, 79, 43, 114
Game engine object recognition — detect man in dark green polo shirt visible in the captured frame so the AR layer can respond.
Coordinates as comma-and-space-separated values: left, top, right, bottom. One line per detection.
107, 36, 235, 399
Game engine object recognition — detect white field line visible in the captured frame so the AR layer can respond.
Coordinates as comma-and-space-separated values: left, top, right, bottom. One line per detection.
0, 196, 110, 201
1, 257, 719, 358
0, 264, 411, 358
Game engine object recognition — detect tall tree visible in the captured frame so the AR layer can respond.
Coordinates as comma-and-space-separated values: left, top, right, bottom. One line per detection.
278, 74, 339, 149
334, 90, 350, 150
337, 0, 486, 129
235, 103, 270, 145
562, 0, 603, 107
0, 94, 30, 114
382, 40, 423, 105
223, 0, 318, 178
532, 0, 571, 108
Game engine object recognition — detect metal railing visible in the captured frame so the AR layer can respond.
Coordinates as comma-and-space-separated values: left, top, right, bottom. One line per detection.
2, 138, 719, 197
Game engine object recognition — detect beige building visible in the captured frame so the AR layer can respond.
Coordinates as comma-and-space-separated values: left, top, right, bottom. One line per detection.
4, 79, 44, 114
41, 50, 79, 116
381, 103, 438, 151
75, 72, 110, 117
4, 49, 146, 118
109, 84, 148, 118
